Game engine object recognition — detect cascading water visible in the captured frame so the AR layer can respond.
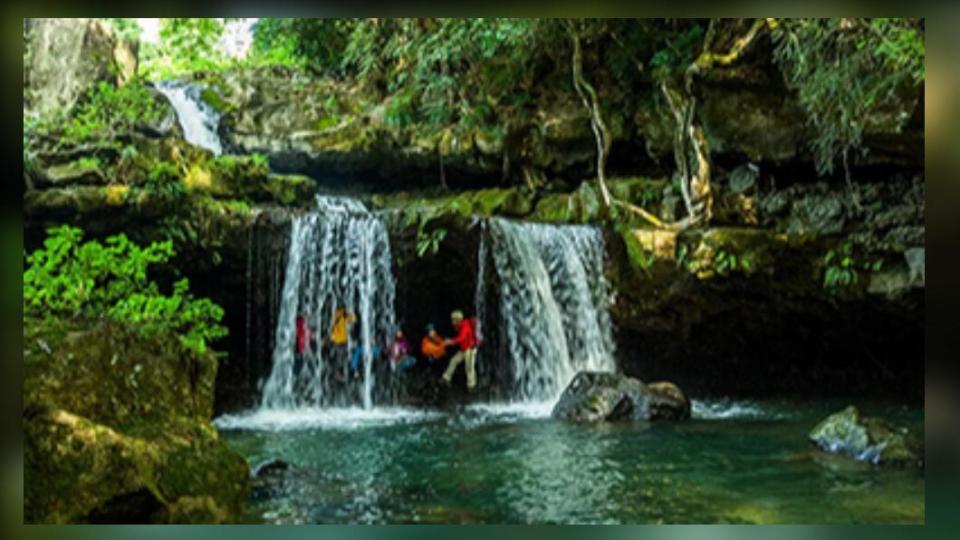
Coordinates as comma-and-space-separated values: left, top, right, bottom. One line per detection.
260, 196, 398, 410
155, 80, 223, 155
486, 217, 616, 404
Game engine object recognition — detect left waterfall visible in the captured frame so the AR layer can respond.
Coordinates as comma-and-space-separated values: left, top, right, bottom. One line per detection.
260, 195, 398, 410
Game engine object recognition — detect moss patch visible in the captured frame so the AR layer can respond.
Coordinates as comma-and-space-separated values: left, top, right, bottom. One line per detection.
24, 318, 250, 523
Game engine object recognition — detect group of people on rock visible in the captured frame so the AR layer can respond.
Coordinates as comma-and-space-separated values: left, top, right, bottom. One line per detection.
294, 307, 481, 391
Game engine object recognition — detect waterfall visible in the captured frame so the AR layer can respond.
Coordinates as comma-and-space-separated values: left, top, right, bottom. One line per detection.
260, 196, 398, 410
155, 80, 223, 155
486, 217, 616, 404
473, 218, 488, 346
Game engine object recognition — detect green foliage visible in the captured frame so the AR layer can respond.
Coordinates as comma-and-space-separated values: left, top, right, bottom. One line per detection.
416, 221, 447, 257
649, 24, 705, 82
106, 18, 142, 43
63, 81, 166, 145
821, 241, 883, 290
714, 248, 752, 276
24, 225, 227, 355
252, 18, 355, 73
249, 152, 269, 173
254, 18, 548, 133
76, 156, 101, 170
771, 18, 924, 176
415, 213, 447, 257
140, 18, 227, 79
146, 161, 185, 201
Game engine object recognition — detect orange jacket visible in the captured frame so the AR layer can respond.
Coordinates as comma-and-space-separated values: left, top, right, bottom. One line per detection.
421, 335, 446, 360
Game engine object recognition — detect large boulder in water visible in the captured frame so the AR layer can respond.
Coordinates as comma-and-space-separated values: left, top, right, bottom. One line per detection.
809, 405, 922, 467
551, 371, 691, 422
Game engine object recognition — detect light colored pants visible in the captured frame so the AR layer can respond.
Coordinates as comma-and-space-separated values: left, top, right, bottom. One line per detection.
442, 347, 477, 389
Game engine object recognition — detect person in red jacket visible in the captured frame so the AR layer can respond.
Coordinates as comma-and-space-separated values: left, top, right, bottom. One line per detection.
441, 310, 479, 391
294, 313, 313, 376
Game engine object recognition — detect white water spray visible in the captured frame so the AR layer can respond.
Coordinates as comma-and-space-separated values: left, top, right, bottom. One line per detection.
486, 217, 616, 404
260, 196, 397, 410
155, 80, 223, 155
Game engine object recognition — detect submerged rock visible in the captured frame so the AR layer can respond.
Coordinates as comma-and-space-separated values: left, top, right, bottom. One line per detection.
808, 405, 922, 466
252, 458, 290, 478
551, 371, 691, 422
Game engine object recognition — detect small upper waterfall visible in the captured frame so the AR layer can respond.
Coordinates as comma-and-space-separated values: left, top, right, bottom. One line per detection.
260, 195, 398, 410
155, 80, 223, 155
486, 217, 616, 404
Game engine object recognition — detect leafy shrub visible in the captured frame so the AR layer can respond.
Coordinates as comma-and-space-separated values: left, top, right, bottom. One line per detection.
714, 248, 752, 275
145, 161, 186, 201
24, 225, 227, 354
771, 18, 924, 176
140, 18, 227, 79
64, 81, 166, 144
416, 223, 447, 257
821, 241, 883, 290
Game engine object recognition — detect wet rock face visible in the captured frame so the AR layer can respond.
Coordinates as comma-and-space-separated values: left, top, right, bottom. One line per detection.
809, 405, 922, 466
24, 18, 136, 117
551, 371, 691, 422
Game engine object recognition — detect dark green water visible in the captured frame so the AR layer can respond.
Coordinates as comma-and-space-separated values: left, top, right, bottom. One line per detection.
215, 399, 924, 524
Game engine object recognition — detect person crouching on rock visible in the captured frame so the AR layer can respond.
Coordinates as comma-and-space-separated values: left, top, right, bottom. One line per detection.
349, 342, 382, 380
388, 329, 417, 373
441, 310, 479, 392
421, 323, 446, 365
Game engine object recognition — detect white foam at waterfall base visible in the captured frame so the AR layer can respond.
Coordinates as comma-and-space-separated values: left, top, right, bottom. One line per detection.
691, 399, 790, 420
486, 218, 617, 404
259, 195, 397, 410
155, 80, 223, 155
214, 407, 443, 431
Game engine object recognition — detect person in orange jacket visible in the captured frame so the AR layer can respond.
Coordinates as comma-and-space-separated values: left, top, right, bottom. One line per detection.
420, 323, 446, 362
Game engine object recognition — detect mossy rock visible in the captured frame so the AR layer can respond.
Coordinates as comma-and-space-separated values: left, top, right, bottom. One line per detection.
678, 227, 793, 280
24, 186, 176, 220
529, 193, 576, 223
182, 155, 316, 206
23, 318, 250, 523
200, 87, 230, 114
25, 186, 113, 216
373, 186, 536, 224
809, 405, 922, 466
39, 160, 107, 188
261, 174, 317, 205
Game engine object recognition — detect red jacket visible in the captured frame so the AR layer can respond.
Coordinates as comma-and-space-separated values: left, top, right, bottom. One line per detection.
296, 316, 312, 354
450, 318, 478, 351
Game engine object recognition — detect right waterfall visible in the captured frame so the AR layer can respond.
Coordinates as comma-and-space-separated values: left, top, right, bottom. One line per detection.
485, 217, 617, 403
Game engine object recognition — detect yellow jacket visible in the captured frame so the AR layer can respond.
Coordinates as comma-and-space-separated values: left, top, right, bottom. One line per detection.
329, 311, 356, 345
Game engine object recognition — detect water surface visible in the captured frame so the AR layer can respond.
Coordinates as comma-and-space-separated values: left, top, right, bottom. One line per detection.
217, 399, 924, 524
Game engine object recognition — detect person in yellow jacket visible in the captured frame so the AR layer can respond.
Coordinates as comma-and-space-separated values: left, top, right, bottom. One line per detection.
330, 307, 356, 345
329, 307, 356, 380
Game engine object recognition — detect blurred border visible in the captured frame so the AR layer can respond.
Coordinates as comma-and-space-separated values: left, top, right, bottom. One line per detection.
3, 2, 956, 540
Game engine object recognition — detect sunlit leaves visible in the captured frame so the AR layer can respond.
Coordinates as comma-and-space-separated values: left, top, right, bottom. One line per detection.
24, 225, 228, 355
